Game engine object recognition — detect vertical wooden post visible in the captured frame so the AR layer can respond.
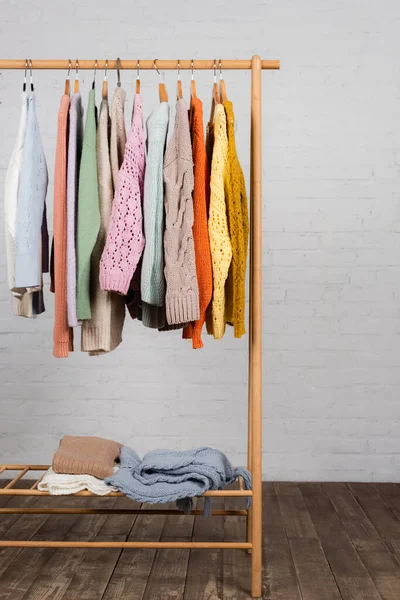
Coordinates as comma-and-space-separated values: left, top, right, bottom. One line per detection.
249, 54, 263, 599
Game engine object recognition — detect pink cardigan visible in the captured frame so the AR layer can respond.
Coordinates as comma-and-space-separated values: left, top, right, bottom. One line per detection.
100, 94, 145, 295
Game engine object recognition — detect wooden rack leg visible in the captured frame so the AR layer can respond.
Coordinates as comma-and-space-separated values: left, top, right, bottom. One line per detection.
249, 54, 263, 599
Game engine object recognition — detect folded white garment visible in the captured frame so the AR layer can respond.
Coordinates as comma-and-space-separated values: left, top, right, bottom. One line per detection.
38, 467, 118, 496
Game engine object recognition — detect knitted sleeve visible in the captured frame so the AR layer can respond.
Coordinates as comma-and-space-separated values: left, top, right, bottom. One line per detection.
53, 95, 73, 358
224, 101, 249, 339
100, 95, 145, 296
208, 105, 232, 340
163, 100, 199, 325
110, 87, 127, 190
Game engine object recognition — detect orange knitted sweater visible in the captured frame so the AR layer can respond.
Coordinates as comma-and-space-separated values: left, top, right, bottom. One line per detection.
223, 100, 249, 338
53, 94, 73, 358
183, 97, 213, 348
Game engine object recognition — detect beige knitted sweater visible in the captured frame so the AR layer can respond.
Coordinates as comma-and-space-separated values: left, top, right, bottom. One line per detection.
81, 99, 125, 354
163, 99, 199, 325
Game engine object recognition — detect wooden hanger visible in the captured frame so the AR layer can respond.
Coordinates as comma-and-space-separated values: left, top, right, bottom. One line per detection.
154, 59, 168, 103
190, 59, 197, 100
64, 59, 71, 96
177, 59, 183, 100
219, 59, 228, 102
102, 59, 108, 100
209, 60, 220, 124
136, 60, 140, 94
73, 59, 79, 93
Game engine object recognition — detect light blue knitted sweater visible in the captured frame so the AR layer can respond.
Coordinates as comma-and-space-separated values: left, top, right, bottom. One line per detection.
15, 93, 48, 288
141, 102, 169, 328
106, 446, 252, 516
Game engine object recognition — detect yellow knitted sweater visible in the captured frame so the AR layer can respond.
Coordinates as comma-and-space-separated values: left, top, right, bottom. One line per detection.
224, 101, 249, 338
207, 104, 232, 340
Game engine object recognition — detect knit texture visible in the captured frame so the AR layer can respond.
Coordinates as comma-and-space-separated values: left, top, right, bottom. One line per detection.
106, 446, 252, 516
208, 105, 232, 340
76, 88, 100, 320
141, 102, 169, 327
110, 87, 127, 190
82, 99, 125, 354
15, 93, 49, 290
38, 467, 118, 496
100, 94, 145, 295
182, 98, 213, 348
223, 101, 249, 338
52, 435, 121, 479
163, 99, 199, 326
53, 94, 73, 358
67, 93, 84, 327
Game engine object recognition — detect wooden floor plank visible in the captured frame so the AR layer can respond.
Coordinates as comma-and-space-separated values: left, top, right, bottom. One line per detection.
142, 505, 195, 600
301, 483, 381, 600
264, 544, 302, 600
183, 497, 224, 600
290, 538, 343, 600
348, 483, 400, 542
275, 483, 318, 540
101, 504, 165, 600
353, 539, 400, 600
262, 482, 287, 546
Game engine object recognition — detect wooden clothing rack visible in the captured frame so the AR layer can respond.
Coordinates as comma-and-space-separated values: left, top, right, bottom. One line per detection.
0, 55, 280, 599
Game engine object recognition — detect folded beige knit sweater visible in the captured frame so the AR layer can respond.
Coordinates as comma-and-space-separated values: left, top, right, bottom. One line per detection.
52, 435, 121, 479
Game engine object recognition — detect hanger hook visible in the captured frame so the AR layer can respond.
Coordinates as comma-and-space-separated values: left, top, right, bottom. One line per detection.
29, 59, 34, 91
219, 59, 223, 80
213, 59, 217, 83
191, 58, 194, 80
93, 59, 98, 84
137, 59, 140, 80
75, 59, 79, 80
177, 59, 180, 81
67, 59, 72, 79
104, 59, 108, 81
116, 57, 121, 87
154, 59, 163, 83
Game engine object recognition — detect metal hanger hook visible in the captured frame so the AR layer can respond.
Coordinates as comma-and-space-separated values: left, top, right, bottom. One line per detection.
177, 59, 181, 81
104, 59, 108, 81
93, 59, 98, 83
75, 59, 79, 80
213, 59, 217, 83
191, 59, 194, 81
137, 59, 140, 80
219, 59, 223, 81
154, 59, 163, 83
67, 59, 72, 79
116, 57, 121, 87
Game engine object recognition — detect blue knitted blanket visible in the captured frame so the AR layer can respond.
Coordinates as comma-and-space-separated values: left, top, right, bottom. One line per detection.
106, 446, 252, 516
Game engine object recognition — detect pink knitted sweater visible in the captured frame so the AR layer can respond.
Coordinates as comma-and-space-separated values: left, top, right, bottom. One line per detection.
100, 94, 145, 295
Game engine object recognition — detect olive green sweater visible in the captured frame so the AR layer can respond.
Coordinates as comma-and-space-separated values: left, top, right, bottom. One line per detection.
76, 88, 100, 320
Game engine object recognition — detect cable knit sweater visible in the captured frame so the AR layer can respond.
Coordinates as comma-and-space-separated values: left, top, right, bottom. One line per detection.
223, 101, 249, 338
110, 87, 127, 190
15, 92, 48, 290
82, 99, 125, 354
76, 88, 100, 321
141, 102, 169, 329
163, 98, 199, 325
100, 94, 145, 295
182, 97, 213, 348
67, 93, 84, 327
208, 105, 232, 340
53, 94, 73, 358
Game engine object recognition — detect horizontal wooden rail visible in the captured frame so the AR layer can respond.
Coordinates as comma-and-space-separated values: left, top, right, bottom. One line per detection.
0, 507, 247, 516
0, 540, 252, 549
0, 59, 280, 70
0, 488, 252, 497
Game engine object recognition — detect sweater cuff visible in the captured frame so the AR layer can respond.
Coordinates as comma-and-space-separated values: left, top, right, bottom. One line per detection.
53, 340, 70, 359
100, 269, 130, 296
166, 294, 200, 326
81, 325, 122, 354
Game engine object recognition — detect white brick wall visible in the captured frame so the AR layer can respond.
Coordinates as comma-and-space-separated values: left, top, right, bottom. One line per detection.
0, 0, 399, 481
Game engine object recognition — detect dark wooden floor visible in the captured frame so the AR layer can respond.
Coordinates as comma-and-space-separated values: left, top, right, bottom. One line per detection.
1, 482, 400, 599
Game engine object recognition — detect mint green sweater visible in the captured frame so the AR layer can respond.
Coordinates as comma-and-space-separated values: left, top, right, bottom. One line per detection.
76, 88, 100, 320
